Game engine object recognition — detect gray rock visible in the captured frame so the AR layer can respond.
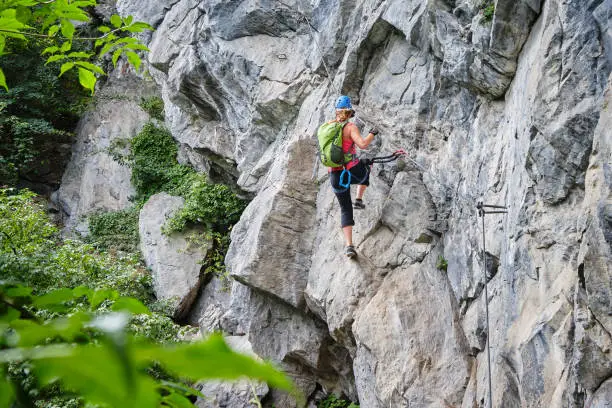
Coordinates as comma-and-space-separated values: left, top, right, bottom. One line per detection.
589, 377, 612, 408
139, 193, 210, 319
353, 261, 471, 408
53, 75, 158, 233
227, 139, 319, 309
195, 336, 269, 408
187, 276, 232, 332
116, 0, 180, 28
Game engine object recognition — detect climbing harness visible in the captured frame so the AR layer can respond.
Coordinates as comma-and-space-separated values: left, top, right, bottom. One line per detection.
477, 202, 507, 408
331, 165, 369, 194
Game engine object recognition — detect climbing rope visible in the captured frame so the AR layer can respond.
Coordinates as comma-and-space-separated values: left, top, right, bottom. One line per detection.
362, 149, 407, 165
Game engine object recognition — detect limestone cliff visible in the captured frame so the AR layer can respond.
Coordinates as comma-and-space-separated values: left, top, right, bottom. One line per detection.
57, 0, 611, 406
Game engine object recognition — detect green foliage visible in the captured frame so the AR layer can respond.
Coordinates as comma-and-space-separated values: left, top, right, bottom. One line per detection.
318, 394, 359, 408
130, 122, 193, 200
436, 255, 448, 272
0, 189, 57, 255
0, 41, 87, 187
164, 174, 247, 233
87, 206, 140, 253
140, 96, 165, 121
0, 189, 296, 406
0, 283, 295, 408
0, 0, 153, 93
202, 231, 232, 280
162, 174, 246, 285
479, 0, 495, 23
123, 123, 247, 286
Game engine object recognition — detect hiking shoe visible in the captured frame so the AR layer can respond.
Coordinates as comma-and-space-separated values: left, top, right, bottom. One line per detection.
345, 245, 357, 258
353, 199, 365, 210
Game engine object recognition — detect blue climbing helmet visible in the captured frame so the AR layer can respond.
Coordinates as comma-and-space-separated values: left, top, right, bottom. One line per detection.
335, 95, 353, 110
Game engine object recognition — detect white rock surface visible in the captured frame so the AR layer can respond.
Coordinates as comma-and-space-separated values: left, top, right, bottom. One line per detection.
139, 193, 210, 319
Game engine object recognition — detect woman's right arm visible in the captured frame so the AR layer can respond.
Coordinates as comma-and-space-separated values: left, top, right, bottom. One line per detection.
350, 123, 375, 149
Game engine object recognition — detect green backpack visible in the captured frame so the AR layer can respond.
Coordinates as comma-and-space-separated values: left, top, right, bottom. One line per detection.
317, 121, 352, 167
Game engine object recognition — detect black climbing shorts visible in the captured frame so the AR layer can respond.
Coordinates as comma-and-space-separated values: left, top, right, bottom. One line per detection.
329, 160, 370, 227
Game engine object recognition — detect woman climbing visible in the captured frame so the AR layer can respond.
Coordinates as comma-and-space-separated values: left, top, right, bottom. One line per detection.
327, 95, 377, 258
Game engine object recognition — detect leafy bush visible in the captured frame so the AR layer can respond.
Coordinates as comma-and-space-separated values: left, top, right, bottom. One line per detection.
88, 206, 140, 253
130, 122, 192, 200
0, 189, 295, 406
163, 174, 246, 284
140, 96, 165, 121
0, 42, 88, 187
318, 394, 359, 408
0, 189, 152, 302
164, 174, 246, 233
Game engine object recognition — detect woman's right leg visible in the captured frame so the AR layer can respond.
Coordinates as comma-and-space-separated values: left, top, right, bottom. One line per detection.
330, 170, 355, 247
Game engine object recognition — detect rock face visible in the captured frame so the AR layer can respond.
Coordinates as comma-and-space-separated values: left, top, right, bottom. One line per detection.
195, 336, 269, 408
52, 70, 159, 234
139, 193, 210, 319
103, 0, 611, 406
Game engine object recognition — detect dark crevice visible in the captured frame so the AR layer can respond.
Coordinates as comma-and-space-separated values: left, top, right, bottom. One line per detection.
578, 263, 586, 289
178, 63, 225, 122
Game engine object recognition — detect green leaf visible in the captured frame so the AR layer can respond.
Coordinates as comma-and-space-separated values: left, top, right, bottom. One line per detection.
0, 15, 26, 39
0, 307, 20, 323
34, 344, 161, 407
51, 312, 91, 340
98, 25, 111, 33
5, 286, 33, 298
9, 319, 52, 347
98, 36, 138, 57
73, 286, 92, 299
0, 35, 4, 56
60, 20, 75, 39
42, 45, 60, 55
48, 24, 60, 37
160, 380, 206, 398
78, 67, 96, 95
135, 334, 295, 392
0, 373, 15, 408
162, 391, 194, 408
15, 5, 32, 24
112, 47, 123, 67
124, 16, 133, 26
111, 297, 149, 315
45, 54, 65, 64
90, 288, 117, 309
126, 22, 153, 33
60, 40, 72, 52
33, 288, 75, 307
67, 51, 93, 59
124, 43, 149, 52
110, 14, 122, 28
125, 51, 141, 71
74, 60, 105, 75
0, 9, 17, 18
59, 62, 74, 77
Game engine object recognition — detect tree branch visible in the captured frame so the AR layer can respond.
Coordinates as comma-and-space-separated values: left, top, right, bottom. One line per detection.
0, 26, 126, 42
